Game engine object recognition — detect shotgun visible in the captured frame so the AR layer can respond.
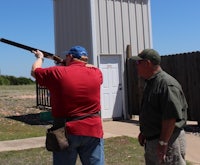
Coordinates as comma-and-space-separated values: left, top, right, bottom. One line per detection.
0, 38, 64, 64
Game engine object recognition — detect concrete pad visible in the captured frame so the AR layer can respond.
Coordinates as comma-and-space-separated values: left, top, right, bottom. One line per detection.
0, 137, 45, 152
185, 134, 200, 164
103, 119, 140, 138
103, 118, 200, 164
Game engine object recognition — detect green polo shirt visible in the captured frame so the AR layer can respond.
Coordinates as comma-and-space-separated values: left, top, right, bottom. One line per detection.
139, 70, 188, 137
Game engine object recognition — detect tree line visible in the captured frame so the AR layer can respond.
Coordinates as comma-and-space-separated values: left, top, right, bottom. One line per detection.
0, 75, 35, 85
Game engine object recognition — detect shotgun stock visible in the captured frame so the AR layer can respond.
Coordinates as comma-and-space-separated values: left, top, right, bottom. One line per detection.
0, 38, 64, 64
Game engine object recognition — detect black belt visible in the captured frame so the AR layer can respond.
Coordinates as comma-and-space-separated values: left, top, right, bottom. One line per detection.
52, 112, 100, 129
65, 112, 100, 122
145, 134, 160, 141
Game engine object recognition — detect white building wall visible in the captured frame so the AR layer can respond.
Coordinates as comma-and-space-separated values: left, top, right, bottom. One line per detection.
53, 0, 94, 63
53, 0, 152, 63
95, 0, 152, 57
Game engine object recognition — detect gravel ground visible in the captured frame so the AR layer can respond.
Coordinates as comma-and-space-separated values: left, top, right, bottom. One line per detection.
0, 85, 50, 125
0, 85, 200, 136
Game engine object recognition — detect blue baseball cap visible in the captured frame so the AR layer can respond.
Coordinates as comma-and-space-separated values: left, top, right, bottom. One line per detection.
62, 46, 88, 59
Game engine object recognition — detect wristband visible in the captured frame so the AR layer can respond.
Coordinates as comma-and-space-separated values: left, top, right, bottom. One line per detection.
159, 140, 168, 146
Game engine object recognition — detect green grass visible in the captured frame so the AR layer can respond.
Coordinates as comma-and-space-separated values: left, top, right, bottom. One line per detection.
0, 84, 36, 95
0, 147, 52, 165
0, 84, 145, 164
0, 85, 49, 141
0, 136, 145, 165
0, 85, 145, 164
104, 136, 144, 165
0, 136, 193, 165
0, 118, 47, 141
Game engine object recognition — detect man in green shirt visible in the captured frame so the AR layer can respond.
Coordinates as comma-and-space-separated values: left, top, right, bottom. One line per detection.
131, 49, 188, 165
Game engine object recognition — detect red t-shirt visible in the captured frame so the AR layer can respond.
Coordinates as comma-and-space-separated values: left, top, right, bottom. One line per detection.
35, 61, 103, 138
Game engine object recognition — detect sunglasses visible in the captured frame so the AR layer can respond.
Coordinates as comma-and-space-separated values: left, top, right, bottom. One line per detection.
135, 60, 145, 65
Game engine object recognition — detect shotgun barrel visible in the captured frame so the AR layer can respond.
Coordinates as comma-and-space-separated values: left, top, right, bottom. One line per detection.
0, 38, 64, 64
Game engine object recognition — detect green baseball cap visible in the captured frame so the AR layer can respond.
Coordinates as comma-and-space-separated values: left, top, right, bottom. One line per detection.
131, 49, 161, 65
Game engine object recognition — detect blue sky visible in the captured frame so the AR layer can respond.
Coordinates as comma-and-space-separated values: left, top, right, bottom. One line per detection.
0, 0, 200, 78
151, 0, 200, 55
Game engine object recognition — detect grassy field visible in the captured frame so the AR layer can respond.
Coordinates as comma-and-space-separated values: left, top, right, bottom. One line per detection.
0, 85, 49, 141
0, 85, 145, 164
0, 85, 193, 164
0, 136, 145, 165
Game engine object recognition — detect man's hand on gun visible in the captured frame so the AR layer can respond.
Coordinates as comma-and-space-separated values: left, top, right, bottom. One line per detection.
32, 50, 44, 59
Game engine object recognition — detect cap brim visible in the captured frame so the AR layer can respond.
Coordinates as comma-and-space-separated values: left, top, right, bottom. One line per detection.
130, 56, 143, 61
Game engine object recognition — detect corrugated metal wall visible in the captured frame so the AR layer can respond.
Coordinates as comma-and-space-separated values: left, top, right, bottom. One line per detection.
95, 0, 152, 56
53, 0, 152, 64
128, 51, 200, 122
53, 0, 94, 62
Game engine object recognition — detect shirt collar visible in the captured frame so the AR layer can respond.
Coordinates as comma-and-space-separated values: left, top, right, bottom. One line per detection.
147, 69, 162, 81
68, 60, 86, 66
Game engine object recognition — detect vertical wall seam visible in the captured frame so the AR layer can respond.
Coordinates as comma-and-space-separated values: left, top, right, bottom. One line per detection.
105, 0, 110, 54
134, 1, 139, 53
97, 0, 102, 53
127, 0, 132, 49
141, 1, 146, 48
147, 0, 153, 48
113, 0, 118, 53
120, 0, 125, 53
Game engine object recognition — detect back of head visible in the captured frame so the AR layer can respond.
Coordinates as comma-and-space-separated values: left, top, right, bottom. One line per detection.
67, 46, 88, 58
62, 45, 88, 62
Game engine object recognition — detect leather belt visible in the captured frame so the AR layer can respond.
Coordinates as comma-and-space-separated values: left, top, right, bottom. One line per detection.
65, 112, 100, 122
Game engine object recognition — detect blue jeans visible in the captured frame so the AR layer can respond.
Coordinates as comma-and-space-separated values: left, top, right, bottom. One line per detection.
53, 135, 105, 165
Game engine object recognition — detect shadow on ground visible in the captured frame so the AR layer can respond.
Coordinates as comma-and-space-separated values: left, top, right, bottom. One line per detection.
5, 114, 200, 134
119, 119, 140, 126
5, 113, 52, 125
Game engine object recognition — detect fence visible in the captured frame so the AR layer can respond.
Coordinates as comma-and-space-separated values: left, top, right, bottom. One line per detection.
161, 52, 200, 122
36, 83, 51, 109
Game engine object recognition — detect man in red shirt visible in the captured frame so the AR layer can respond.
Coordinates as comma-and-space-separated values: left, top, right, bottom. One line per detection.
31, 46, 104, 165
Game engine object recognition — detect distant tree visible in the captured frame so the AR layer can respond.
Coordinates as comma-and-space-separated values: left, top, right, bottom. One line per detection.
17, 77, 35, 85
0, 76, 10, 85
0, 75, 35, 85
8, 76, 18, 85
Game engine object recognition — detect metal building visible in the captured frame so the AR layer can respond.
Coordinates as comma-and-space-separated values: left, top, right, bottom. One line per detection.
53, 0, 152, 119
